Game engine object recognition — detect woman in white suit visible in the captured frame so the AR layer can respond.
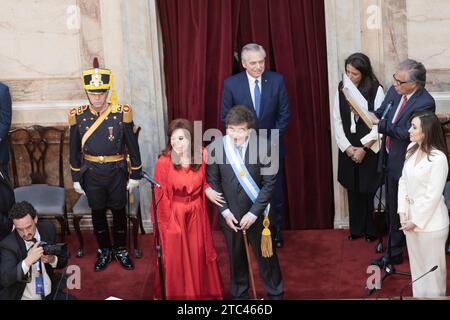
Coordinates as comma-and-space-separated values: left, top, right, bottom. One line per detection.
398, 111, 449, 298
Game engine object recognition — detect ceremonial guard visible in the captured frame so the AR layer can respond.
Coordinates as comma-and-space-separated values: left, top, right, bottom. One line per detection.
69, 58, 142, 271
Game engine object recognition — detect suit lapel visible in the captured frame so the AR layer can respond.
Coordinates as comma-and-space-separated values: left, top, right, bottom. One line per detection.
240, 72, 254, 110
260, 72, 269, 118
395, 90, 422, 123
14, 231, 28, 261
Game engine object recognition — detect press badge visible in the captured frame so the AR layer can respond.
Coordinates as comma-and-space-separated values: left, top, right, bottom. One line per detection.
36, 275, 44, 296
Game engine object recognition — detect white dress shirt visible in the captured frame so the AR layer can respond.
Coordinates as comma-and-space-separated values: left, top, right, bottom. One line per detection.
21, 229, 58, 300
246, 72, 262, 111
333, 85, 385, 153
391, 91, 415, 124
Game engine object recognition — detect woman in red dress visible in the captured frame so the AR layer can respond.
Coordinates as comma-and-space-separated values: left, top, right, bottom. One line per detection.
151, 119, 224, 299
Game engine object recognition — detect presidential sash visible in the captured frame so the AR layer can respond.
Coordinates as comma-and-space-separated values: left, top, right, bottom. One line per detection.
223, 135, 273, 257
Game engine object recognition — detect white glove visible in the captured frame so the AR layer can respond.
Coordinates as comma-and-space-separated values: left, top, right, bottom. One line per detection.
73, 182, 85, 195
127, 179, 140, 192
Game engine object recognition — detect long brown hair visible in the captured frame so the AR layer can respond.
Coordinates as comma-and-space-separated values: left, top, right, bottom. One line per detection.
406, 111, 448, 162
161, 118, 201, 171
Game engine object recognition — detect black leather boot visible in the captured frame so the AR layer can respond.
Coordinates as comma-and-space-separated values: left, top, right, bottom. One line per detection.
94, 248, 112, 272
115, 247, 134, 270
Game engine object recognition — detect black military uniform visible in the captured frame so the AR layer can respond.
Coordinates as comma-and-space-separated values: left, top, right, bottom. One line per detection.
69, 58, 142, 271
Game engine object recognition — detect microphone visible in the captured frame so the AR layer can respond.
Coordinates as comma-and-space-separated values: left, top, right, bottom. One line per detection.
399, 265, 438, 300
141, 171, 161, 188
380, 100, 394, 120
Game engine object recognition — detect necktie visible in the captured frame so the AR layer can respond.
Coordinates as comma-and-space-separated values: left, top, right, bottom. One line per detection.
254, 79, 261, 118
386, 95, 408, 151
237, 145, 244, 159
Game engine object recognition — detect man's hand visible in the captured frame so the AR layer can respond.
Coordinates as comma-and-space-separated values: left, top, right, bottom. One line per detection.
127, 179, 140, 192
25, 242, 44, 267
369, 112, 380, 125
205, 187, 225, 207
41, 255, 56, 264
240, 212, 257, 230
73, 182, 85, 195
224, 212, 240, 232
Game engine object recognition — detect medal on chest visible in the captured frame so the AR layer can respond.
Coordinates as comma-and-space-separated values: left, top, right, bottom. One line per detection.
108, 126, 115, 141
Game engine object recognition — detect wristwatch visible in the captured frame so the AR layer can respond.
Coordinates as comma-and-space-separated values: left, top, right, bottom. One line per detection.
363, 146, 370, 152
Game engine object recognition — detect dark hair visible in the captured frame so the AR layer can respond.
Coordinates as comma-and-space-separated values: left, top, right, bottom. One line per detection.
225, 105, 255, 129
9, 201, 37, 220
406, 111, 448, 162
161, 118, 201, 171
398, 59, 426, 89
345, 52, 379, 101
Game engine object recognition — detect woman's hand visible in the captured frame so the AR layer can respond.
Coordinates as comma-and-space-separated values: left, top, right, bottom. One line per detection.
205, 187, 225, 207
352, 147, 366, 164
369, 112, 380, 125
399, 220, 416, 232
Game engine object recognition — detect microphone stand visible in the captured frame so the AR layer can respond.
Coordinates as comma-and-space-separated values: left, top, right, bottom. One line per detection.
142, 175, 166, 300
366, 117, 409, 297
399, 266, 438, 300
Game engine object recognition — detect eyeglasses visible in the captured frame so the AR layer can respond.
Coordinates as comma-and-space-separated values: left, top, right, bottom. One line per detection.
392, 74, 411, 85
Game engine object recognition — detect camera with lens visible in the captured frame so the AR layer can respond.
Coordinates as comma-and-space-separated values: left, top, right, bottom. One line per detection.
38, 241, 66, 256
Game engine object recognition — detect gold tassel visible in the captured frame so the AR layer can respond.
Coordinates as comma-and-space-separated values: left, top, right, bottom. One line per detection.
261, 216, 273, 258
110, 73, 118, 107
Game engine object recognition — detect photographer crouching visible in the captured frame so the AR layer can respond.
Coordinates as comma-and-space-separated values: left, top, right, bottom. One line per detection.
0, 201, 73, 300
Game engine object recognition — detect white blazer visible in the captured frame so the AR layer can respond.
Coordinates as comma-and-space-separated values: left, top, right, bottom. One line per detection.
398, 144, 450, 232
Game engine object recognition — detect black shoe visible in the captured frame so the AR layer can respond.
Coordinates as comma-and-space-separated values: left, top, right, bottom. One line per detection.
371, 255, 403, 267
115, 247, 134, 270
274, 230, 283, 248
365, 235, 377, 243
347, 234, 363, 241
94, 248, 112, 272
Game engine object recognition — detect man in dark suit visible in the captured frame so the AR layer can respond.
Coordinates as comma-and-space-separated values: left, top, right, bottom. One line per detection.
0, 201, 69, 300
0, 168, 14, 241
369, 59, 435, 267
0, 82, 12, 173
207, 106, 283, 300
221, 43, 290, 248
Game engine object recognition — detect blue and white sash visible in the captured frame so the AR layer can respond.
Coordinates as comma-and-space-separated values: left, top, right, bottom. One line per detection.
223, 135, 270, 217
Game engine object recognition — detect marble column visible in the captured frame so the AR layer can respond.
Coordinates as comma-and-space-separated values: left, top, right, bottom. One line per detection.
325, 0, 362, 228
119, 0, 167, 231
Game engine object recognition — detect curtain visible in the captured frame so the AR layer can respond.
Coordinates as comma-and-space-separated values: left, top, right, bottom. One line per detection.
157, 0, 333, 229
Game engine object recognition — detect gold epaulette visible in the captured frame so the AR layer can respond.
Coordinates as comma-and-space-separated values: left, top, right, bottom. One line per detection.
68, 105, 88, 126
68, 108, 77, 126
122, 104, 133, 123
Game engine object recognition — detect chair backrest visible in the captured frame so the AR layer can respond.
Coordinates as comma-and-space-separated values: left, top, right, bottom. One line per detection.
8, 125, 66, 188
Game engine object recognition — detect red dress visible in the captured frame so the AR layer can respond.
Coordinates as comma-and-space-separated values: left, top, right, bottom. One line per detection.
151, 151, 222, 299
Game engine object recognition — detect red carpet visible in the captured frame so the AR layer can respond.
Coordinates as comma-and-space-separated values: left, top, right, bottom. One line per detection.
63, 229, 450, 299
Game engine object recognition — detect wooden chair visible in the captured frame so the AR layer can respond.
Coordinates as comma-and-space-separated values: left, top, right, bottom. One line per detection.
9, 125, 69, 241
